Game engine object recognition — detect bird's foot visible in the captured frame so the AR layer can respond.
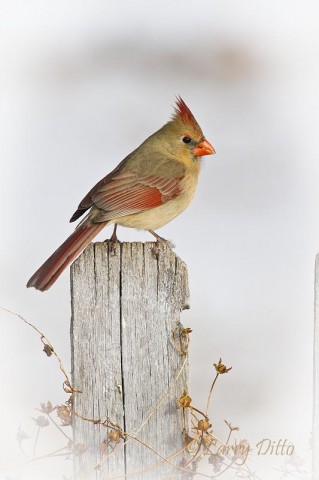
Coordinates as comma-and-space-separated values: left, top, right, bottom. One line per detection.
151, 241, 161, 258
149, 230, 175, 257
104, 224, 119, 255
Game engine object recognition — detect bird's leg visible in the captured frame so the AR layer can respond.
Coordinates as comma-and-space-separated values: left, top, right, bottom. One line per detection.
149, 230, 167, 243
110, 224, 118, 243
104, 224, 118, 255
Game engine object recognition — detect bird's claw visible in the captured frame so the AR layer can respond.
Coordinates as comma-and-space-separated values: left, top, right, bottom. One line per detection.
151, 238, 175, 258
149, 230, 176, 257
104, 224, 119, 255
109, 240, 118, 256
152, 241, 161, 258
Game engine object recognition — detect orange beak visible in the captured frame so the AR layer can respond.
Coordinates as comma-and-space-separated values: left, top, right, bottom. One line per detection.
193, 139, 216, 156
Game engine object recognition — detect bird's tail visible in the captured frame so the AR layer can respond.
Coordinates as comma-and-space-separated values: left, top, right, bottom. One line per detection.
27, 222, 107, 291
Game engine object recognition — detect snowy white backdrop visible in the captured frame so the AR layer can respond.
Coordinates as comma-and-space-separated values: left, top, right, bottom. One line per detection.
1, 1, 319, 478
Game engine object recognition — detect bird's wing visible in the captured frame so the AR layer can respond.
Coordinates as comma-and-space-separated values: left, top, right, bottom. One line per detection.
70, 158, 185, 223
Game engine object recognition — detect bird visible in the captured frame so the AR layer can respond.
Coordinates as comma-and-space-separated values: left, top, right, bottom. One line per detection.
27, 97, 215, 291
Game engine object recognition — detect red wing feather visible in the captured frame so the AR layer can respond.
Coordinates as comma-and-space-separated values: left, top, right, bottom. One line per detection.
89, 173, 183, 221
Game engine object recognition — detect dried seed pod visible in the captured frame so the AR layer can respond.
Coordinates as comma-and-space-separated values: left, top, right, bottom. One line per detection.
32, 415, 50, 428
213, 358, 232, 374
56, 405, 72, 426
43, 344, 54, 357
108, 430, 121, 443
197, 419, 211, 431
39, 401, 54, 414
178, 390, 192, 408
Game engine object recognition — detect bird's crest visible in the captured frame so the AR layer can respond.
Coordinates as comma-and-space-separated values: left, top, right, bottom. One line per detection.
172, 96, 202, 136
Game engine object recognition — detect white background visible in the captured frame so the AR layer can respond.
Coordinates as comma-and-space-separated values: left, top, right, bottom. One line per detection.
1, 1, 319, 478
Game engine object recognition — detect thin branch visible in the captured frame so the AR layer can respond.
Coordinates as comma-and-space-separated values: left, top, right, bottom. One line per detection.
48, 413, 72, 441
205, 373, 219, 417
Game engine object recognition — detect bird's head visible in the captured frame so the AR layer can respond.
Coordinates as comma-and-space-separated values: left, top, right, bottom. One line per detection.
160, 96, 216, 162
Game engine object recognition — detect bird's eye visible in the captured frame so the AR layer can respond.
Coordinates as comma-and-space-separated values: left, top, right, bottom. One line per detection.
182, 136, 192, 144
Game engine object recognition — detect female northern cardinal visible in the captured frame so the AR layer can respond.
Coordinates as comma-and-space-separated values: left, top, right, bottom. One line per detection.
27, 97, 215, 291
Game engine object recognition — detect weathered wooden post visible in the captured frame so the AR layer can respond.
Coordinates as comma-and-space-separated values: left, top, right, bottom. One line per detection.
314, 254, 319, 479
71, 241, 190, 479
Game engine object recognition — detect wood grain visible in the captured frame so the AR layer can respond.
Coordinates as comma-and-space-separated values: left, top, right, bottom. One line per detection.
71, 241, 189, 479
